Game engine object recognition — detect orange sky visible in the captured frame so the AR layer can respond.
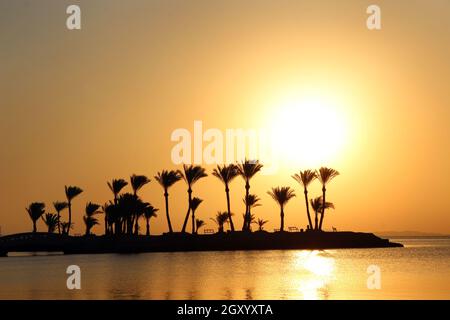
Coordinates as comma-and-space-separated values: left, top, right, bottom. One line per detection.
1, 0, 449, 235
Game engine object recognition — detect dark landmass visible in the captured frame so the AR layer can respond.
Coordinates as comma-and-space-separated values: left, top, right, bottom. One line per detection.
0, 231, 402, 257
374, 231, 450, 238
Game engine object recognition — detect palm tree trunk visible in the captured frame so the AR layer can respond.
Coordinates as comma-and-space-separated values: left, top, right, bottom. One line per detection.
304, 189, 313, 229
104, 214, 108, 236
67, 202, 72, 235
191, 209, 196, 234
128, 218, 133, 235
56, 211, 61, 234
146, 218, 150, 236
132, 191, 138, 235
115, 221, 121, 235
134, 217, 139, 235
280, 207, 285, 232
33, 221, 37, 233
242, 181, 250, 231
314, 211, 318, 230
225, 186, 235, 232
181, 188, 192, 233
319, 186, 326, 231
164, 190, 173, 233
319, 212, 324, 230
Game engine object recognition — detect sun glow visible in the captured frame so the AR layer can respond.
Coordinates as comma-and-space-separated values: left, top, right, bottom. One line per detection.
268, 92, 349, 168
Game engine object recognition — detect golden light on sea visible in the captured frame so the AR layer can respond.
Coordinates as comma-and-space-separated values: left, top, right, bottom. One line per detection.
295, 251, 336, 300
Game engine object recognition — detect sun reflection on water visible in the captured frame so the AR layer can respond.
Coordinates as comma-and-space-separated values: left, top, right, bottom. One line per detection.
295, 251, 336, 300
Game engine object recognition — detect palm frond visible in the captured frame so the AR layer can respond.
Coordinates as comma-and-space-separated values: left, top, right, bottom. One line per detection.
179, 164, 208, 187
267, 187, 296, 206
310, 196, 335, 212
144, 205, 159, 219
190, 197, 203, 212
65, 186, 83, 201
130, 174, 151, 194
154, 170, 182, 189
53, 201, 68, 212
85, 202, 102, 217
26, 202, 46, 221
42, 213, 59, 233
243, 194, 261, 208
317, 167, 340, 185
60, 221, 74, 233
255, 218, 268, 230
212, 164, 239, 185
210, 211, 229, 226
292, 169, 317, 188
237, 159, 263, 181
107, 179, 128, 195
195, 219, 206, 230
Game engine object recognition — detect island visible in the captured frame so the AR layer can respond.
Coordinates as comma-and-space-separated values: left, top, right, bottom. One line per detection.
0, 231, 402, 257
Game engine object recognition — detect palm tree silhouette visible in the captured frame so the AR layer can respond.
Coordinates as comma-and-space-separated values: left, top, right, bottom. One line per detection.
255, 218, 269, 231
179, 164, 208, 233
42, 213, 59, 233
212, 164, 239, 232
135, 200, 152, 235
130, 175, 150, 195
267, 187, 296, 232
107, 179, 129, 204
154, 170, 182, 233
210, 212, 229, 233
195, 219, 205, 235
190, 197, 203, 234
65, 186, 83, 235
117, 192, 142, 235
83, 202, 102, 236
242, 194, 260, 231
292, 170, 317, 230
242, 212, 257, 231
310, 196, 335, 230
53, 201, 68, 234
143, 205, 158, 236
317, 167, 339, 231
60, 221, 73, 235
26, 202, 45, 233
243, 194, 261, 213
106, 179, 128, 235
130, 174, 150, 235
319, 199, 335, 230
237, 160, 263, 231
103, 201, 119, 235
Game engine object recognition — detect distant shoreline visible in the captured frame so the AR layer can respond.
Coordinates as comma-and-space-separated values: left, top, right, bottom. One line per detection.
373, 232, 450, 238
0, 231, 402, 257
376, 235, 450, 239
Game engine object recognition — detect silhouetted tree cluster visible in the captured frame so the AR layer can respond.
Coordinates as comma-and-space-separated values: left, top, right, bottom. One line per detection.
292, 167, 339, 230
25, 162, 339, 235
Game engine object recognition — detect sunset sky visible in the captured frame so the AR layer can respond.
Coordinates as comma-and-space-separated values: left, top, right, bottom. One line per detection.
1, 0, 449, 235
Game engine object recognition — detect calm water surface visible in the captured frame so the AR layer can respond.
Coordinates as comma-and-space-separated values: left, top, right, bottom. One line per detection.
1, 237, 449, 299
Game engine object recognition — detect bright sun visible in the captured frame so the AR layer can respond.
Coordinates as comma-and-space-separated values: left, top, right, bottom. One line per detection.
269, 92, 348, 168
